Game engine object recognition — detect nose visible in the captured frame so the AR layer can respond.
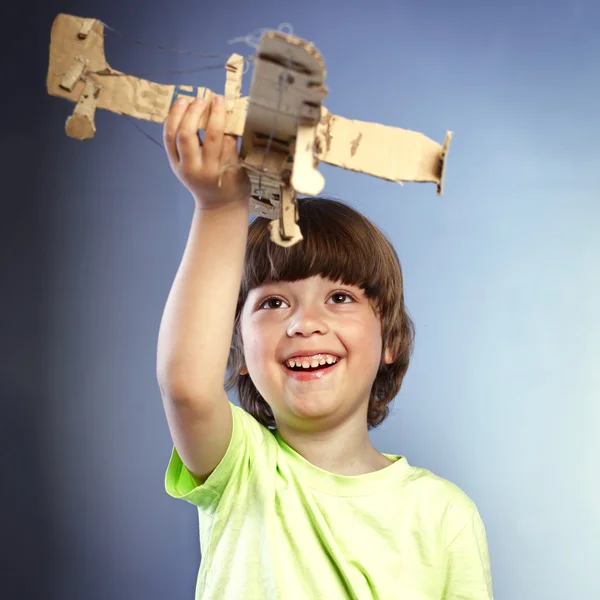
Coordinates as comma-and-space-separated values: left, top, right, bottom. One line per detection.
286, 306, 330, 337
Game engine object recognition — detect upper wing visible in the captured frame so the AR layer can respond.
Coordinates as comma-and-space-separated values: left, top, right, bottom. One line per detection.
316, 109, 452, 194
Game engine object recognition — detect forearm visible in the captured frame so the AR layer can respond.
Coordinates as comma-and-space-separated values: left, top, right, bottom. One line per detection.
157, 198, 249, 403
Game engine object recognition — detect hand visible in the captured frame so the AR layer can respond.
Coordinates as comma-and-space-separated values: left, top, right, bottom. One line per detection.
163, 95, 251, 209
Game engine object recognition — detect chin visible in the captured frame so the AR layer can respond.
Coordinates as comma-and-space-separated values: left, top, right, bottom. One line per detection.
279, 393, 353, 427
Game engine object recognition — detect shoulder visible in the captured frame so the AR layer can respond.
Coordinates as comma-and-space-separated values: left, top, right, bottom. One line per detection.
229, 402, 277, 447
403, 464, 483, 545
405, 463, 478, 510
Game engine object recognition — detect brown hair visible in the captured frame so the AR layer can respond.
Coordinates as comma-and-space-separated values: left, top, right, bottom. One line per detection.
225, 197, 415, 430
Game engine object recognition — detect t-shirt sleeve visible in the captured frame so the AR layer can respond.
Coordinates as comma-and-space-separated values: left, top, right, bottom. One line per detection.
442, 508, 494, 599
164, 402, 269, 515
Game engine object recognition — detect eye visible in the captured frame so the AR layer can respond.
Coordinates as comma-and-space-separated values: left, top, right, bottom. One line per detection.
258, 296, 289, 310
328, 291, 355, 304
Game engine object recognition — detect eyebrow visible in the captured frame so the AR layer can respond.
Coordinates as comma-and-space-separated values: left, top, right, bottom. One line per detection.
252, 280, 367, 296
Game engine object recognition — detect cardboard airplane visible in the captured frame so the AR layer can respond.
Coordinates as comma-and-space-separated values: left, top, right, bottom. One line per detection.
47, 13, 452, 247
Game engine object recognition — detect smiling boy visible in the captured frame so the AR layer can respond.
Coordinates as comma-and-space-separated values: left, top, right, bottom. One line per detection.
157, 96, 493, 599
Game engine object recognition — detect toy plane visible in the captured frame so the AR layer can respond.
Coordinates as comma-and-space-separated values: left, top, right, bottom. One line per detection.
47, 13, 452, 247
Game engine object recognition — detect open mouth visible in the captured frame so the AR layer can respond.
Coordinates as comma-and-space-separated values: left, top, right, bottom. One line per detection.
282, 355, 341, 379
285, 363, 335, 373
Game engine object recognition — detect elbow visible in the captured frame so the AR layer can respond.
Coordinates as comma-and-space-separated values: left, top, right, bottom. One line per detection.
156, 362, 223, 410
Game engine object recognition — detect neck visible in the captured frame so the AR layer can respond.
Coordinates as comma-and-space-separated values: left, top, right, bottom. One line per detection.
276, 418, 393, 476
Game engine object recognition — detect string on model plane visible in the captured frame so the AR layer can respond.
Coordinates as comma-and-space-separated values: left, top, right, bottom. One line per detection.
47, 13, 453, 247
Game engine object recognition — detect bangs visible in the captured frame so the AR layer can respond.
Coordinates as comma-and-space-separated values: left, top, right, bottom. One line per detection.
241, 197, 397, 302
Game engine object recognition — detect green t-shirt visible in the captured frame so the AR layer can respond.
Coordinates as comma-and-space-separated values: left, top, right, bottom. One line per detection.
165, 403, 493, 599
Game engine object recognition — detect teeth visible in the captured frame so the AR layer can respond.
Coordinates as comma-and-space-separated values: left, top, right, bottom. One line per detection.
285, 354, 339, 369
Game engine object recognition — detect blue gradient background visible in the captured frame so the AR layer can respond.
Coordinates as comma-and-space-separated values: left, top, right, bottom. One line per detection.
4, 0, 599, 598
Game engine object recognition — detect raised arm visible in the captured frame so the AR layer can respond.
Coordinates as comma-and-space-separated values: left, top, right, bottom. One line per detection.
156, 96, 251, 480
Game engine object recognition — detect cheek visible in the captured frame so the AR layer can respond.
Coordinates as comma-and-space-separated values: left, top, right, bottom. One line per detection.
240, 319, 276, 368
344, 313, 382, 342
346, 315, 384, 361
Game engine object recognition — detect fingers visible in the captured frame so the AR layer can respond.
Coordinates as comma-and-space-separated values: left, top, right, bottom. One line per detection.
163, 97, 189, 165
203, 96, 226, 168
163, 94, 247, 201
175, 98, 208, 171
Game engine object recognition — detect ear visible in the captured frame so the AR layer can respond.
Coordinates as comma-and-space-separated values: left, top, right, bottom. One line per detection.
383, 346, 395, 365
240, 364, 248, 375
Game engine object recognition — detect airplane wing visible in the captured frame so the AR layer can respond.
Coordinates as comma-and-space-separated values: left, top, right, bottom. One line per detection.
46, 14, 248, 136
317, 110, 451, 194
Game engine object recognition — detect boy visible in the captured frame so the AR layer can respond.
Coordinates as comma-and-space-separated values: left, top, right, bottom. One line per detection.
157, 95, 493, 599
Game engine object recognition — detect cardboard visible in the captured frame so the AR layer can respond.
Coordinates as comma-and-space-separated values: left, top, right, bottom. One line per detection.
317, 111, 453, 195
47, 13, 453, 246
47, 15, 247, 133
239, 30, 327, 245
224, 53, 244, 112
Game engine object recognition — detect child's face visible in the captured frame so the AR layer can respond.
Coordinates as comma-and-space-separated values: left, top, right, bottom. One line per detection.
240, 275, 394, 430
